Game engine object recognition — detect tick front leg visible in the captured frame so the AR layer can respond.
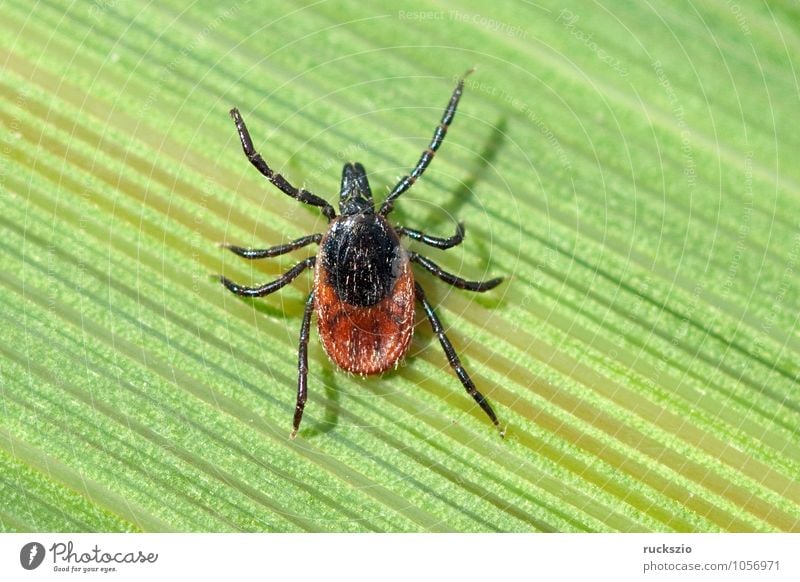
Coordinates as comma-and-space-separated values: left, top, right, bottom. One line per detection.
415, 282, 503, 436
379, 69, 474, 217
230, 108, 336, 221
220, 256, 315, 297
291, 290, 316, 439
221, 233, 322, 259
410, 252, 503, 292
396, 222, 465, 250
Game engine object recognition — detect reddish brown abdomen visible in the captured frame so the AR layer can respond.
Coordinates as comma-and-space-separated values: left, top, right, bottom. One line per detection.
314, 252, 415, 376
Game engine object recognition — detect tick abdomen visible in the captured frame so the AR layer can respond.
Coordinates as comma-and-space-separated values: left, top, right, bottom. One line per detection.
315, 215, 414, 375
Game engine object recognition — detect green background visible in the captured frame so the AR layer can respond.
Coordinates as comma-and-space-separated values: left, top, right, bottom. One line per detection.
1, 0, 798, 532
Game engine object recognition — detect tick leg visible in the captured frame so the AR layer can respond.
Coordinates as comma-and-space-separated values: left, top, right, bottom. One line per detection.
410, 252, 503, 292
220, 256, 315, 297
291, 290, 315, 439
415, 282, 503, 435
380, 69, 474, 217
396, 222, 465, 250
230, 108, 336, 221
222, 233, 322, 259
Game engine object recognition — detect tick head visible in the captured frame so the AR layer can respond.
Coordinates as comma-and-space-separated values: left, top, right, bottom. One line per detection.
339, 162, 374, 216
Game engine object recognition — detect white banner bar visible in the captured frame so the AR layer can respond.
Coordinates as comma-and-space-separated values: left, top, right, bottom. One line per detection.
1, 533, 797, 581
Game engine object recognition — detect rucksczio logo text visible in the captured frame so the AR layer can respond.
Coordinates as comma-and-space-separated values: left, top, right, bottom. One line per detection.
643, 543, 692, 554
555, 8, 629, 77
398, 10, 528, 39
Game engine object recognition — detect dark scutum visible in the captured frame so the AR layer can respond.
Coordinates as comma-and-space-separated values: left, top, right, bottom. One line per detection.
321, 215, 404, 307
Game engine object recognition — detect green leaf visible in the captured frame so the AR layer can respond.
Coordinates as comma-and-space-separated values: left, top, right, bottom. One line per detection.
1, 0, 798, 532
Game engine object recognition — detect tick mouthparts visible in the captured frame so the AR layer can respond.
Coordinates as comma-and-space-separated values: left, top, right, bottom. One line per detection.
339, 162, 375, 215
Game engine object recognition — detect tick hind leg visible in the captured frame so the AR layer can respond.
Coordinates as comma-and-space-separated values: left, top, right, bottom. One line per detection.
292, 290, 316, 439
415, 282, 503, 436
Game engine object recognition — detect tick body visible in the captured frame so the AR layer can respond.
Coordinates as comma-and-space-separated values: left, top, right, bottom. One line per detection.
220, 70, 504, 438
315, 208, 415, 375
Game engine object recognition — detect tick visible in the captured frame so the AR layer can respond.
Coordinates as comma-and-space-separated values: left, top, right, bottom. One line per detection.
220, 71, 504, 438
